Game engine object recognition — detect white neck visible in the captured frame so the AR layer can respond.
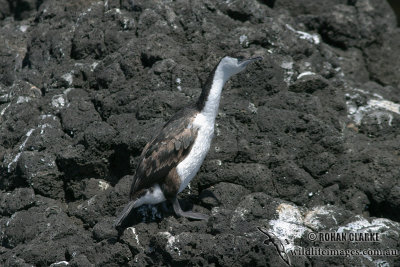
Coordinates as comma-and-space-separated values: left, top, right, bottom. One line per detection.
200, 66, 230, 121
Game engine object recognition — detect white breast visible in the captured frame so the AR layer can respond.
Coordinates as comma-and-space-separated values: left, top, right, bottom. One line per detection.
134, 183, 166, 207
176, 113, 214, 193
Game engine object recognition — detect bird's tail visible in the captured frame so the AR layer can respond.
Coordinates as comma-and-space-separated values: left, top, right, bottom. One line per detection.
113, 200, 137, 228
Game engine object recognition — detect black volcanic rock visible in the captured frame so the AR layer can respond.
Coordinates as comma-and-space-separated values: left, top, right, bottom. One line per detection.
1, 0, 400, 266
0, 188, 35, 216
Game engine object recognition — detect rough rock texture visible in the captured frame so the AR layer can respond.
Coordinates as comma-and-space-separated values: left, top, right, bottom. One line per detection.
1, 0, 400, 266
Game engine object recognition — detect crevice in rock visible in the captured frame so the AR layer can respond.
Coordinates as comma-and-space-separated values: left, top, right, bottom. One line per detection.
21, 47, 31, 68
63, 178, 75, 203
318, 27, 348, 50
360, 48, 388, 87
368, 195, 400, 223
226, 10, 251, 23
140, 53, 162, 68
256, 0, 275, 8
35, 0, 44, 10
91, 98, 108, 122
109, 145, 133, 184
249, 39, 273, 49
270, 176, 281, 198
7, 0, 31, 20
301, 165, 318, 179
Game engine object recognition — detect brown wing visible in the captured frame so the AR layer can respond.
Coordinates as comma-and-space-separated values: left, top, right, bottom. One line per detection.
130, 107, 199, 199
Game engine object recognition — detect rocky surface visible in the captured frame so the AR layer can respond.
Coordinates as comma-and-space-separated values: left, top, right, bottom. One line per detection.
1, 0, 400, 266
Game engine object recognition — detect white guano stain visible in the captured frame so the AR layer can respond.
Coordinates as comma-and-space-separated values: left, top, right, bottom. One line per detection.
49, 261, 69, 267
16, 96, 31, 104
52, 88, 74, 109
297, 71, 316, 79
337, 216, 400, 234
346, 89, 400, 126
268, 204, 340, 253
280, 61, 294, 85
6, 113, 60, 173
61, 73, 73, 86
19, 25, 29, 32
90, 62, 99, 71
248, 102, 258, 114
52, 95, 67, 108
7, 128, 35, 172
159, 232, 182, 256
336, 216, 400, 265
40, 114, 57, 120
268, 203, 307, 253
127, 227, 141, 246
266, 202, 400, 267
98, 180, 110, 191
39, 123, 52, 135
286, 24, 320, 44
176, 78, 182, 91
0, 103, 11, 116
239, 35, 249, 47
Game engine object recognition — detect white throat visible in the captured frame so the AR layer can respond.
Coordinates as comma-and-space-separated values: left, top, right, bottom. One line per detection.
175, 65, 232, 193
201, 66, 230, 121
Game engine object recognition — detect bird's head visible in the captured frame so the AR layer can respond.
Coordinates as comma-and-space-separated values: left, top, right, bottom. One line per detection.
217, 55, 262, 79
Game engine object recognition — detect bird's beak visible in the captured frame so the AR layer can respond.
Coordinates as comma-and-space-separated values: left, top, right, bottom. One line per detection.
239, 56, 263, 67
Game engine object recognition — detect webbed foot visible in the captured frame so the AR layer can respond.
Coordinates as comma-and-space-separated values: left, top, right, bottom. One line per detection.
172, 198, 209, 220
